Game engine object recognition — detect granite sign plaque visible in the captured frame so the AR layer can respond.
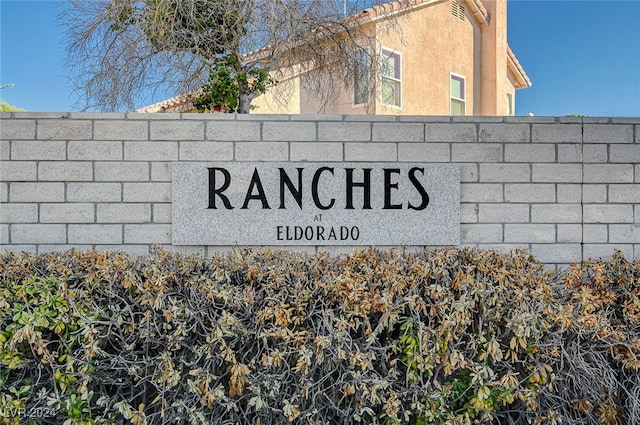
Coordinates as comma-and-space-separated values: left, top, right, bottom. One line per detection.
172, 162, 460, 246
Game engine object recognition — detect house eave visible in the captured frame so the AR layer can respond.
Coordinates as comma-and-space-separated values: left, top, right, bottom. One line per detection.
463, 0, 489, 27
507, 45, 532, 89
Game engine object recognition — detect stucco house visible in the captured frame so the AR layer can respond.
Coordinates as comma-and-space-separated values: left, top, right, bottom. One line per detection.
138, 0, 530, 116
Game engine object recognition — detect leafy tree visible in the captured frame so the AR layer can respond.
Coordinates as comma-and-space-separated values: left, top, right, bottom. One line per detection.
192, 53, 275, 113
62, 0, 399, 113
0, 101, 25, 112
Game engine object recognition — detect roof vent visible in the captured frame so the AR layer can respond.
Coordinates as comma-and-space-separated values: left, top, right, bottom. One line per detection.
451, 0, 466, 21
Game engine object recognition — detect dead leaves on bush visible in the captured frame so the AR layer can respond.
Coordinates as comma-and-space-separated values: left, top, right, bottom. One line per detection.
0, 247, 639, 424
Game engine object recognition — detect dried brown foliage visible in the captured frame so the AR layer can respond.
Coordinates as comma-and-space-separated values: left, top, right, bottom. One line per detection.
1, 248, 639, 424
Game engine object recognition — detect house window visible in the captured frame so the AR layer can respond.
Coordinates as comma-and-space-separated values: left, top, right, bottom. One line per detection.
507, 93, 514, 115
353, 49, 371, 105
381, 48, 401, 108
450, 74, 466, 115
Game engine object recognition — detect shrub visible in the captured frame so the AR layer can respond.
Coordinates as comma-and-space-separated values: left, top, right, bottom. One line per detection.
0, 247, 638, 424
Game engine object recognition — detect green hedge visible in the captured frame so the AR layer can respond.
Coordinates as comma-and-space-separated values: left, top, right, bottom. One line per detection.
1, 247, 639, 425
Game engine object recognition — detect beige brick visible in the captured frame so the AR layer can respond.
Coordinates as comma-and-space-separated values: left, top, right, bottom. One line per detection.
0, 141, 9, 160
557, 184, 582, 203
460, 183, 503, 202
0, 223, 8, 244
460, 224, 503, 243
505, 224, 556, 243
344, 143, 396, 161
179, 141, 234, 161
128, 112, 181, 121
207, 121, 260, 141
609, 224, 640, 243
479, 123, 529, 143
0, 119, 36, 139
319, 122, 370, 142
610, 145, 640, 163
425, 123, 476, 142
151, 163, 172, 181
372, 123, 423, 142
478, 204, 529, 222
97, 203, 151, 223
584, 124, 633, 143
12, 140, 66, 160
531, 244, 581, 263
0, 203, 38, 223
94, 120, 148, 140
12, 224, 66, 244
68, 224, 122, 244
40, 203, 95, 223
460, 203, 478, 223
10, 182, 65, 202
124, 224, 171, 244
0, 161, 36, 181
460, 163, 478, 182
504, 184, 555, 203
532, 124, 581, 143
263, 122, 316, 141
504, 144, 555, 163
583, 145, 608, 163
68, 141, 122, 160
479, 164, 530, 182
38, 120, 92, 140
123, 183, 171, 202
290, 142, 342, 161
95, 162, 149, 181
67, 183, 121, 202
583, 184, 607, 203
583, 224, 608, 243
584, 164, 633, 183
70, 112, 125, 119
531, 204, 582, 223
583, 205, 633, 223
558, 145, 582, 163
124, 142, 178, 161
452, 144, 502, 162
557, 224, 582, 243
235, 142, 288, 161
152, 204, 172, 223
38, 162, 92, 181
609, 185, 640, 203
532, 164, 582, 183
150, 121, 204, 140
398, 143, 450, 162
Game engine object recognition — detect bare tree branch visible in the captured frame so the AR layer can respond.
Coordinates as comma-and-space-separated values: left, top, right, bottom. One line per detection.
62, 0, 406, 112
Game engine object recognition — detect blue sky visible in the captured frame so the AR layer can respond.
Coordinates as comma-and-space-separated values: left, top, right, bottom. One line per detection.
1, 0, 639, 116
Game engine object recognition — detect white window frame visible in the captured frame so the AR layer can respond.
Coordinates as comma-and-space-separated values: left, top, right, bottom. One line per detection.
507, 92, 514, 116
353, 48, 371, 106
450, 72, 466, 116
381, 47, 402, 109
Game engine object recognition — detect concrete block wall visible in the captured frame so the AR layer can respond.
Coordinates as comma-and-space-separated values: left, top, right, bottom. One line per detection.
1, 112, 639, 266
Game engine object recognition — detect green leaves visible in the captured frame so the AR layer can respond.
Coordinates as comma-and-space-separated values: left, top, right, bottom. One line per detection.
193, 55, 276, 113
1, 248, 639, 424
